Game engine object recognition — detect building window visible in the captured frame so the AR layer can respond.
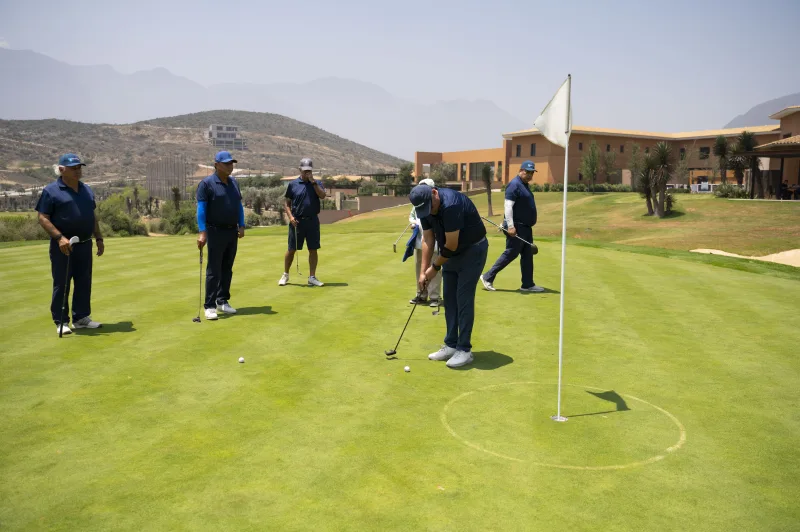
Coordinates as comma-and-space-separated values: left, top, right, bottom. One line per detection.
578, 173, 583, 181
530, 143, 536, 157
680, 147, 686, 160
516, 145, 521, 157
606, 144, 611, 152
699, 147, 710, 159
498, 162, 503, 180
620, 145, 624, 154
579, 142, 583, 151
784, 133, 792, 139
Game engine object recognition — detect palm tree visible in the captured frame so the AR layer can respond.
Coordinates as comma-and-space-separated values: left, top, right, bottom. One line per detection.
736, 131, 761, 198
637, 153, 657, 216
652, 142, 673, 218
728, 144, 746, 187
713, 135, 730, 184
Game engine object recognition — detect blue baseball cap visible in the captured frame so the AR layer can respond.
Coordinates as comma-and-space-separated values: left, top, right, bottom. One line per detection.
409, 184, 434, 219
214, 151, 237, 164
521, 161, 536, 172
58, 153, 85, 167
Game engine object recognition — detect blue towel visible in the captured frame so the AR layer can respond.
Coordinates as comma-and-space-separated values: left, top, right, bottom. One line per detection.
402, 225, 419, 262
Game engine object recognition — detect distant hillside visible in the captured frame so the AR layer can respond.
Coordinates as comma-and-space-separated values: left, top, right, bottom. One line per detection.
0, 48, 525, 158
725, 92, 800, 128
0, 110, 407, 186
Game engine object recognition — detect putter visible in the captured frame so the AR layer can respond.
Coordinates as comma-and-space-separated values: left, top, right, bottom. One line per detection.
432, 297, 441, 316
385, 281, 428, 356
294, 223, 302, 276
58, 236, 80, 338
192, 248, 203, 323
481, 216, 538, 255
393, 223, 412, 253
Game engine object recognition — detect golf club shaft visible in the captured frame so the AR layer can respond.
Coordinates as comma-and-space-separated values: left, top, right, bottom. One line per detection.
198, 248, 203, 318
481, 216, 534, 247
59, 253, 71, 337
294, 223, 301, 275
391, 280, 428, 351
394, 223, 412, 246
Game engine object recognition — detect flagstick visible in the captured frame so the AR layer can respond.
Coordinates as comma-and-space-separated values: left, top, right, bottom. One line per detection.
552, 74, 571, 423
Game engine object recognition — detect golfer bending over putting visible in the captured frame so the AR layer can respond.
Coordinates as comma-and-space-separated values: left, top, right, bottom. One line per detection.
410, 184, 488, 368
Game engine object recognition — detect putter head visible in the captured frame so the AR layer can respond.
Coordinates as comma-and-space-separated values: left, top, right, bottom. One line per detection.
385, 349, 397, 357
393, 244, 397, 253
192, 317, 201, 323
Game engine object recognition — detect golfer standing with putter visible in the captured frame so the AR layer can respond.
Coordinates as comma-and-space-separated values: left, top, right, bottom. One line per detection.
410, 184, 488, 368
480, 160, 544, 292
36, 154, 104, 335
278, 158, 326, 287
196, 151, 245, 320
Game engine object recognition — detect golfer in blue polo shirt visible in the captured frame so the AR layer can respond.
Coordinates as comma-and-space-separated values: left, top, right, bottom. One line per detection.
196, 151, 245, 320
279, 157, 326, 287
410, 184, 488, 368
36, 154, 104, 335
481, 160, 544, 292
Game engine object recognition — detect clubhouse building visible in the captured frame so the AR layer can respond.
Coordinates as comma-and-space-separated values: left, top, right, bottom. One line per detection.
414, 106, 800, 194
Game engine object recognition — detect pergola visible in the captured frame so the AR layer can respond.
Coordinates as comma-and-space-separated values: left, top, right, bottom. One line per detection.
742, 135, 800, 198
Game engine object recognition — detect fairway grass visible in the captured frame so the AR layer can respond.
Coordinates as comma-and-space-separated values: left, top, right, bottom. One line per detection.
1, 204, 799, 530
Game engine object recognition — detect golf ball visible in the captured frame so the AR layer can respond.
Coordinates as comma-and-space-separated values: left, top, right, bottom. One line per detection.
238, 357, 245, 363
404, 366, 410, 372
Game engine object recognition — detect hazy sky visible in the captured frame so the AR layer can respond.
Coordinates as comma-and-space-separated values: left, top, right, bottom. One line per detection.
1, 0, 798, 131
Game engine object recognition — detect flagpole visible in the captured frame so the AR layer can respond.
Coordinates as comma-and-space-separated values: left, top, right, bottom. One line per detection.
552, 74, 571, 423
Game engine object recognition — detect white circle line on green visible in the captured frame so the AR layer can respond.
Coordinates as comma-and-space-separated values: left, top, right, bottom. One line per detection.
440, 381, 687, 471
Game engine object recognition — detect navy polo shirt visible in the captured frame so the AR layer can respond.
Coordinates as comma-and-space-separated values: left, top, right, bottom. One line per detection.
285, 177, 325, 218
420, 188, 486, 255
35, 178, 96, 239
197, 173, 242, 228
505, 176, 537, 226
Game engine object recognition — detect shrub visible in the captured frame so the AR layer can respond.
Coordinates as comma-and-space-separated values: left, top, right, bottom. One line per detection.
96, 193, 148, 236
245, 212, 262, 228
714, 183, 748, 199
0, 215, 48, 242
156, 201, 197, 235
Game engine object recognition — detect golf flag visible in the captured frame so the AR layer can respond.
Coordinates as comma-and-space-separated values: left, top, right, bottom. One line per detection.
533, 76, 572, 148
535, 75, 573, 423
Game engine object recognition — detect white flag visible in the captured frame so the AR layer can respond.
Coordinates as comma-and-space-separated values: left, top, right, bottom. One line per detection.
533, 76, 572, 149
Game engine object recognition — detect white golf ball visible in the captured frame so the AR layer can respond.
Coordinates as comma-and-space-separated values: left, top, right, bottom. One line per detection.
404, 366, 410, 373
238, 357, 245, 363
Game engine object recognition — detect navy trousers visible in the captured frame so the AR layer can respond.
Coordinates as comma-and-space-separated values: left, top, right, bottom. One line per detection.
205, 227, 238, 308
443, 238, 488, 352
50, 240, 93, 324
482, 223, 535, 289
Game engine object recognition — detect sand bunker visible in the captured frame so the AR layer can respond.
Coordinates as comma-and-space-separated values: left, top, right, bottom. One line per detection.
690, 249, 800, 268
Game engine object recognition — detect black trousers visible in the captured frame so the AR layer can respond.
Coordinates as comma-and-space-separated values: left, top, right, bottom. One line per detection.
49, 239, 93, 324
205, 227, 238, 308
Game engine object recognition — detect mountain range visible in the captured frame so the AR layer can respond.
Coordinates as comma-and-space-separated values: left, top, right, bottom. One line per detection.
0, 48, 526, 159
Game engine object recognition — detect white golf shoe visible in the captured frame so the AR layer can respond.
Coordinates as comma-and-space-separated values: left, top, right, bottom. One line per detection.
278, 273, 289, 286
56, 324, 72, 335
428, 345, 456, 361
72, 316, 101, 329
204, 308, 218, 320
480, 275, 496, 291
308, 275, 324, 287
217, 301, 237, 314
446, 350, 474, 368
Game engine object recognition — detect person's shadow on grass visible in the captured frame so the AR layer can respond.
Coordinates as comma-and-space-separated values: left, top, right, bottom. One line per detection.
450, 351, 514, 371
77, 321, 136, 335
228, 306, 277, 317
